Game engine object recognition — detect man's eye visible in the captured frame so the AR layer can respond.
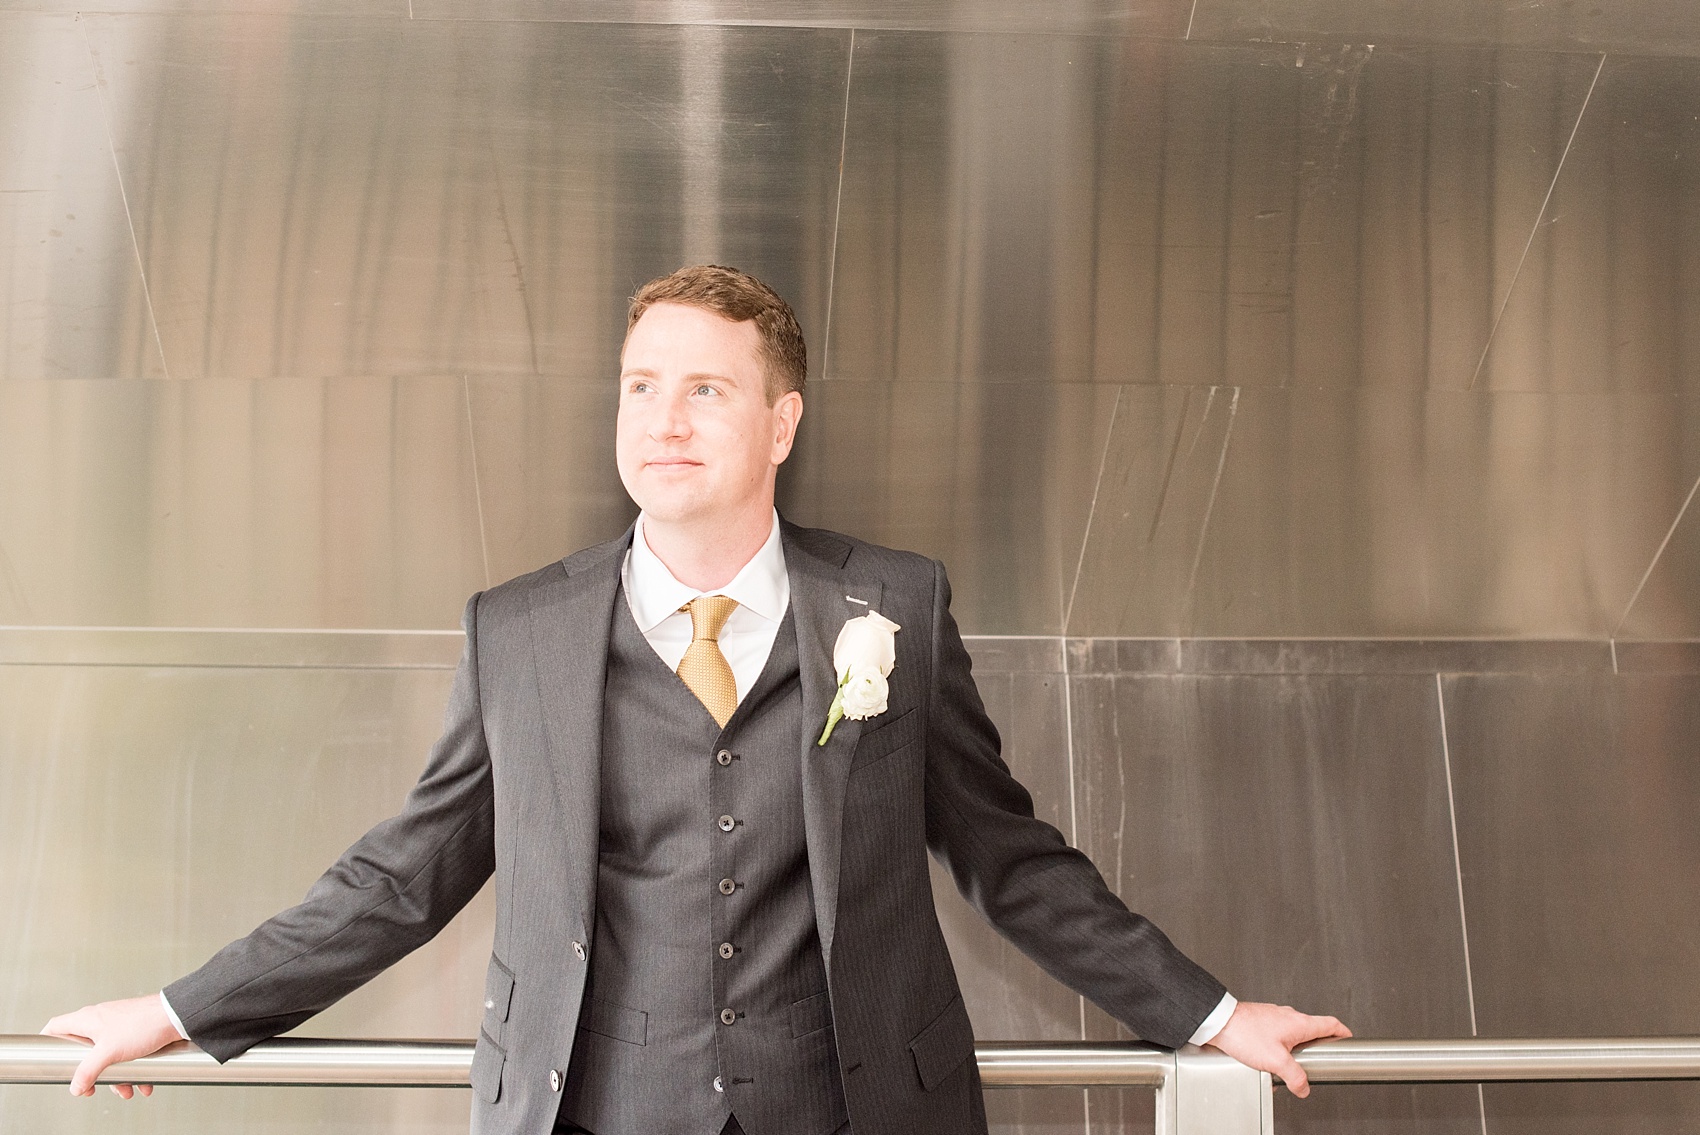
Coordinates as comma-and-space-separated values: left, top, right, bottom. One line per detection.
694, 384, 716, 397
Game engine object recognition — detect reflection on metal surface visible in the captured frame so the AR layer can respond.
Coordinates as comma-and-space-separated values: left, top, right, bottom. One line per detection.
12, 1033, 1700, 1086
0, 14, 164, 379
1479, 54, 1700, 394
829, 34, 1599, 389
1443, 672, 1700, 1135
0, 1037, 473, 1087
0, 626, 462, 668
79, 15, 847, 380
1068, 671, 1472, 1039
0, 660, 488, 1133
0, 377, 486, 628
406, 0, 1191, 36
779, 380, 1118, 634
1188, 0, 1700, 56
1298, 1038, 1700, 1083
1180, 390, 1700, 639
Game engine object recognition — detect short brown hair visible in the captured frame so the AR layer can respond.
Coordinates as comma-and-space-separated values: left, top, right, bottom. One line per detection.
627, 265, 807, 403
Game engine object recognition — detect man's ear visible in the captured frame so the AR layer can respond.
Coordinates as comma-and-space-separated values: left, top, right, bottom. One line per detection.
771, 390, 804, 465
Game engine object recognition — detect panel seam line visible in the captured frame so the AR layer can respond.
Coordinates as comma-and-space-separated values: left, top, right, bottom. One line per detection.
81, 20, 171, 379
819, 28, 855, 378
1612, 466, 1700, 637
1467, 52, 1605, 390
464, 376, 493, 588
1065, 385, 1123, 633
1436, 673, 1487, 1135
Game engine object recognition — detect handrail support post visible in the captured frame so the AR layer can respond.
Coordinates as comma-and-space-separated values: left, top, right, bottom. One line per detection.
1173, 1045, 1274, 1135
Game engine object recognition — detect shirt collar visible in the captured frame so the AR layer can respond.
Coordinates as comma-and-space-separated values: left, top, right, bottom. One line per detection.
623, 508, 790, 633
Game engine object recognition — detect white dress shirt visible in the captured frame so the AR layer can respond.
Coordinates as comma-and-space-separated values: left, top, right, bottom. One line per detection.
163, 507, 1234, 1046
623, 508, 789, 703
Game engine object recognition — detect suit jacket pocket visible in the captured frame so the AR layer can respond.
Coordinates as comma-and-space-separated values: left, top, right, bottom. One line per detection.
471, 1030, 506, 1104
578, 997, 648, 1046
848, 706, 921, 773
788, 990, 834, 1039
908, 994, 975, 1091
483, 954, 515, 1025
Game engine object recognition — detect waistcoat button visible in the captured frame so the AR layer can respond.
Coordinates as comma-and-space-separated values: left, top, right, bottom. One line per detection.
715, 749, 733, 766
720, 1008, 737, 1026
717, 815, 736, 832
549, 1069, 562, 1092
713, 1075, 724, 1093
572, 940, 586, 961
718, 877, 737, 895
718, 941, 735, 959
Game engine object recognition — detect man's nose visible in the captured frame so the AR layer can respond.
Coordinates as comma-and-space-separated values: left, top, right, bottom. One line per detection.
648, 391, 692, 441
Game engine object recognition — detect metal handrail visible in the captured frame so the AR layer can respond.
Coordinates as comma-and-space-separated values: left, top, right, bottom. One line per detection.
4, 1035, 1700, 1088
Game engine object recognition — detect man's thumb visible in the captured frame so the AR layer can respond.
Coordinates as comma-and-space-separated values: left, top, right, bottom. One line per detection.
70, 1049, 110, 1097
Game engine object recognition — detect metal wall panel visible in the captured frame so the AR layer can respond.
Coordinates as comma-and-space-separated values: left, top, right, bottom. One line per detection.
1477, 53, 1700, 395
827, 33, 1598, 389
0, 13, 165, 380
407, 0, 1191, 37
1442, 671, 1700, 1135
779, 381, 1119, 635
79, 15, 846, 380
1066, 651, 1480, 1135
1189, 0, 1700, 56
0, 659, 487, 1134
1174, 389, 1700, 638
0, 377, 486, 628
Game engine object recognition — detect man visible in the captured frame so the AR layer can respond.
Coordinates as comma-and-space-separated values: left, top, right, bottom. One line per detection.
45, 266, 1348, 1134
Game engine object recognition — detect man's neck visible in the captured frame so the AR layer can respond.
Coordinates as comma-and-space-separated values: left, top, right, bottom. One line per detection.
641, 504, 776, 592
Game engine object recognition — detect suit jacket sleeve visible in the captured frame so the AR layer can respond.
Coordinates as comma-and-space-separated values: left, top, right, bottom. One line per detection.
920, 561, 1226, 1049
164, 594, 499, 1062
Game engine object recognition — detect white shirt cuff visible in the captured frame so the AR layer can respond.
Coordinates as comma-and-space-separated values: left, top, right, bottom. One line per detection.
1187, 992, 1237, 1046
159, 991, 189, 1041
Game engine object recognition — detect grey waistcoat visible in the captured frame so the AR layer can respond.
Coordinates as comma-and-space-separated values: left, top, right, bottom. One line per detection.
558, 589, 849, 1135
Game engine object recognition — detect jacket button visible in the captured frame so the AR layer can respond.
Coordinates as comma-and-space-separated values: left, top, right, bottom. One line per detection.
717, 815, 736, 832
484, 999, 494, 1010
549, 1069, 562, 1092
718, 941, 735, 959
715, 749, 733, 766
713, 1075, 724, 1093
572, 940, 586, 961
720, 1008, 737, 1026
718, 877, 737, 895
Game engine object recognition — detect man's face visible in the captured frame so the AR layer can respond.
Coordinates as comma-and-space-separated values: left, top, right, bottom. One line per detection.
616, 301, 802, 526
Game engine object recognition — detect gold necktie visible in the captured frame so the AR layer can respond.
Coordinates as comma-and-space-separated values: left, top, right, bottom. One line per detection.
677, 595, 739, 727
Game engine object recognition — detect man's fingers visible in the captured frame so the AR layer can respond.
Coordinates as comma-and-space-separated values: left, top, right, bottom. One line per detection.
137, 1084, 154, 1097
40, 1014, 92, 1044
111, 1083, 133, 1100
1276, 1051, 1310, 1099
69, 1050, 110, 1097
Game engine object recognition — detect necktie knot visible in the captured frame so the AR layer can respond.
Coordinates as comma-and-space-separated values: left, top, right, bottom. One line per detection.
685, 594, 739, 643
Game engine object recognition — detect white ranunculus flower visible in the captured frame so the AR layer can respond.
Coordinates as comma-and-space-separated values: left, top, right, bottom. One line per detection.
818, 610, 902, 745
839, 672, 889, 720
832, 611, 900, 683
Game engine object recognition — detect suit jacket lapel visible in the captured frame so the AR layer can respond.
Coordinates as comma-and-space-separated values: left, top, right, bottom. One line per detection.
527, 528, 629, 918
785, 522, 883, 971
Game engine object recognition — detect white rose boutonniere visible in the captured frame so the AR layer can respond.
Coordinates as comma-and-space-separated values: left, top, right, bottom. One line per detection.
816, 610, 901, 746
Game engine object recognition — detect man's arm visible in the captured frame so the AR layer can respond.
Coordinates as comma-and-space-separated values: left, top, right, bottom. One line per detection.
43, 593, 498, 1094
919, 561, 1349, 1093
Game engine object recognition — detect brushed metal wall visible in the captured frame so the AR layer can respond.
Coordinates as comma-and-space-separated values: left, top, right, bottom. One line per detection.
3, 4, 1699, 1134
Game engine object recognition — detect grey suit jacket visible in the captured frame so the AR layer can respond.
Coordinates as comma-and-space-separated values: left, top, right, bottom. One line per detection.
166, 520, 1226, 1135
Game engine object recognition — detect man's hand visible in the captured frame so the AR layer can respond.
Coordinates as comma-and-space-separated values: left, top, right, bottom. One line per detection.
41, 995, 182, 1098
1204, 1000, 1351, 1098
